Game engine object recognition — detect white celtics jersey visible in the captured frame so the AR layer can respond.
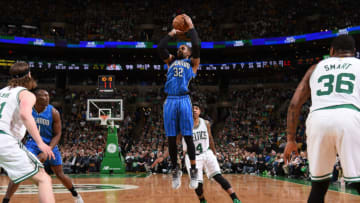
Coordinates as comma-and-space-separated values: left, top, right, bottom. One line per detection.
0, 86, 27, 140
183, 118, 209, 154
310, 57, 360, 112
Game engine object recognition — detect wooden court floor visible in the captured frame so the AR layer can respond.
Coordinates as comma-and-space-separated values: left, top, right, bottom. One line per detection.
0, 174, 359, 203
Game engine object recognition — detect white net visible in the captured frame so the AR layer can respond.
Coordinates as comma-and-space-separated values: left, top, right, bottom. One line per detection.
100, 115, 109, 125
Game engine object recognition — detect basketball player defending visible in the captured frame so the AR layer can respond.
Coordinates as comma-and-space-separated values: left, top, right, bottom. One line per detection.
183, 103, 241, 203
0, 62, 55, 203
2, 89, 84, 203
284, 35, 360, 203
158, 14, 200, 189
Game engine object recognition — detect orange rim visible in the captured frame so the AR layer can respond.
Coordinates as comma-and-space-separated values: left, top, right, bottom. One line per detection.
100, 115, 109, 121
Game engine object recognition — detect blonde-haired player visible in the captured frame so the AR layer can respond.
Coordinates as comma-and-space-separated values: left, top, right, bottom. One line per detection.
0, 62, 55, 203
183, 103, 241, 203
284, 35, 360, 203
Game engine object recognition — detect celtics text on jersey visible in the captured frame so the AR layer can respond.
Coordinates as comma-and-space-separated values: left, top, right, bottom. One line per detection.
183, 117, 209, 154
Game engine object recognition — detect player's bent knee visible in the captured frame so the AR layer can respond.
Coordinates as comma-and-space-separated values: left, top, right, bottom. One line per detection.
32, 169, 51, 184
213, 174, 231, 190
55, 171, 65, 179
195, 183, 203, 196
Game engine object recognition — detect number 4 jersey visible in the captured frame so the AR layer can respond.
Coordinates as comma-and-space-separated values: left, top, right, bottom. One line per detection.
183, 117, 210, 155
0, 86, 27, 140
310, 57, 360, 112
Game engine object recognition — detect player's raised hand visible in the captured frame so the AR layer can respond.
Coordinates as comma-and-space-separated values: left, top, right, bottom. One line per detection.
38, 142, 55, 161
168, 28, 185, 37
283, 140, 298, 164
182, 14, 194, 29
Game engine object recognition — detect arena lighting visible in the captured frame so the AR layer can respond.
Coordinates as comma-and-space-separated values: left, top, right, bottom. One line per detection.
21, 25, 38, 29
0, 59, 293, 71
5, 54, 360, 71
0, 26, 359, 48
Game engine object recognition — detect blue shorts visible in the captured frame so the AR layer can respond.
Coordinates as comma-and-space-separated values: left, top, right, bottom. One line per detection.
25, 140, 62, 166
163, 95, 193, 137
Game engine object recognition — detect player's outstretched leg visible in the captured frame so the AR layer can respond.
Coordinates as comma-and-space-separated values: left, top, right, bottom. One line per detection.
183, 135, 198, 189
308, 180, 330, 203
194, 183, 207, 203
31, 168, 55, 203
213, 174, 241, 203
168, 136, 182, 189
2, 181, 20, 203
51, 165, 83, 203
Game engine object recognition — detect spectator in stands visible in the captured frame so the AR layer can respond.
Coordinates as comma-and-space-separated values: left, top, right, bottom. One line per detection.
242, 152, 257, 174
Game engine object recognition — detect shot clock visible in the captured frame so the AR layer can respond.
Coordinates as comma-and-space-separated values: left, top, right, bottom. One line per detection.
98, 75, 115, 93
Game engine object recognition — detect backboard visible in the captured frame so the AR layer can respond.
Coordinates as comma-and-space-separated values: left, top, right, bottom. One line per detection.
86, 99, 123, 124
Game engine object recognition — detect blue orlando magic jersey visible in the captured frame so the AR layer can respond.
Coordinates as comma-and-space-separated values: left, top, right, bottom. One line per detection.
164, 58, 196, 95
31, 104, 54, 144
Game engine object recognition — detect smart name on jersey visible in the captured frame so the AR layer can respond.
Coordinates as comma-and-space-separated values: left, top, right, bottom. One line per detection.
310, 57, 360, 112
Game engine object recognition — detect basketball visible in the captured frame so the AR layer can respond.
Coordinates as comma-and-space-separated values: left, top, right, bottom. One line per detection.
172, 14, 189, 32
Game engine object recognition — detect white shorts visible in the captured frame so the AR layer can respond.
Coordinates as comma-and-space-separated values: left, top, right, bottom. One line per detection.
306, 107, 360, 182
0, 132, 43, 184
185, 150, 221, 183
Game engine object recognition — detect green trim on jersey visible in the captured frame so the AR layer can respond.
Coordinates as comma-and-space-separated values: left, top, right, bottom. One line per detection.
310, 173, 332, 182
19, 141, 44, 168
0, 130, 9, 135
313, 104, 360, 112
344, 176, 360, 182
12, 141, 44, 184
13, 163, 40, 184
344, 176, 360, 179
16, 88, 27, 105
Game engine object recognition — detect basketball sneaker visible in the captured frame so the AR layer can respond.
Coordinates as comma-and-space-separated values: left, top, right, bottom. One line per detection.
172, 167, 182, 189
74, 194, 84, 203
189, 168, 199, 189
233, 199, 241, 203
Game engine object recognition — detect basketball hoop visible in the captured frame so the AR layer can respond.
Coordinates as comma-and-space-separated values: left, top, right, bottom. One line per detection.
100, 115, 109, 126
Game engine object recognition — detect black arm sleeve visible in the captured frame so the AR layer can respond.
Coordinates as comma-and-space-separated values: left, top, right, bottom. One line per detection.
188, 28, 200, 58
158, 34, 172, 60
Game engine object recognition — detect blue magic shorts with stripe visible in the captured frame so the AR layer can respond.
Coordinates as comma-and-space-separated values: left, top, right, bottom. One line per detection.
163, 95, 193, 137
25, 140, 63, 166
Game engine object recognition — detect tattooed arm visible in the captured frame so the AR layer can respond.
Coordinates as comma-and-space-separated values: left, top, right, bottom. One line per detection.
284, 64, 316, 164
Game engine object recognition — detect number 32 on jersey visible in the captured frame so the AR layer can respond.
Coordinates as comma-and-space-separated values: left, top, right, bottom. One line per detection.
174, 67, 183, 77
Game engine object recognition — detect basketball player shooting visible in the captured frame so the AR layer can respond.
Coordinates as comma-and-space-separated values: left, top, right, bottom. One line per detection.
158, 14, 200, 189
2, 89, 84, 203
284, 35, 360, 203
